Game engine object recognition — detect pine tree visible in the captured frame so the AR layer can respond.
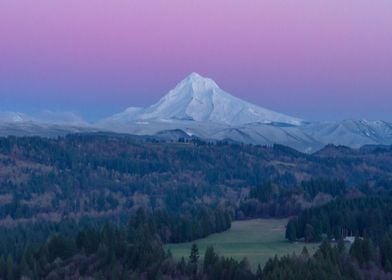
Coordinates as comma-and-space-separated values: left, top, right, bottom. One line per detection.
203, 246, 218, 273
286, 221, 297, 242
166, 248, 173, 258
301, 246, 310, 258
337, 238, 345, 253
189, 244, 199, 276
177, 257, 187, 273
256, 264, 263, 279
189, 244, 199, 265
304, 224, 315, 242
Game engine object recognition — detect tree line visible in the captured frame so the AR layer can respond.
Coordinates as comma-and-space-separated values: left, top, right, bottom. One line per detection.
285, 196, 392, 243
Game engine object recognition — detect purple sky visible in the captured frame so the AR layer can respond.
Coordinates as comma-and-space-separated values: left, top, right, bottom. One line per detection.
1, 0, 391, 121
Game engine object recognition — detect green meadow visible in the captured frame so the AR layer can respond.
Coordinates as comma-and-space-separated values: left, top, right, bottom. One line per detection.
165, 219, 319, 270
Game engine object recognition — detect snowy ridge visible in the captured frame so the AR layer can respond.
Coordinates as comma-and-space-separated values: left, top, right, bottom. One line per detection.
0, 110, 88, 126
0, 111, 31, 123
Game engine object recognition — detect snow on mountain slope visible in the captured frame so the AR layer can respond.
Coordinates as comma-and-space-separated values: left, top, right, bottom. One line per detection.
0, 122, 97, 137
102, 73, 303, 126
98, 107, 144, 128
303, 120, 392, 148
0, 110, 87, 126
36, 111, 88, 126
0, 111, 31, 123
209, 122, 323, 152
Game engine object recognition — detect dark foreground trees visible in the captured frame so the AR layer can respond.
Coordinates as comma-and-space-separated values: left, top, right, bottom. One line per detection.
262, 240, 392, 280
1, 211, 392, 279
286, 197, 392, 243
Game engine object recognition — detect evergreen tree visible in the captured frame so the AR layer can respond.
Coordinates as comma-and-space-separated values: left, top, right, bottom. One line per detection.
286, 220, 297, 241
256, 264, 263, 279
350, 238, 374, 267
203, 246, 218, 273
301, 246, 309, 258
304, 224, 315, 242
189, 244, 199, 265
189, 244, 199, 276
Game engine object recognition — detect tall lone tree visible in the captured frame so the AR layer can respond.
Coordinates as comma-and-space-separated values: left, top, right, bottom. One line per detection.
189, 244, 199, 265
189, 243, 199, 276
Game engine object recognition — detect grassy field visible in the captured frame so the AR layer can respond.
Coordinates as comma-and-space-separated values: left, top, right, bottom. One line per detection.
165, 219, 319, 270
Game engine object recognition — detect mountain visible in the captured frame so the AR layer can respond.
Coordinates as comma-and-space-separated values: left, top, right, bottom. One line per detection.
1, 73, 392, 153
0, 111, 31, 123
0, 110, 87, 126
100, 73, 303, 126
303, 120, 392, 148
0, 122, 97, 137
95, 73, 392, 152
0, 110, 95, 137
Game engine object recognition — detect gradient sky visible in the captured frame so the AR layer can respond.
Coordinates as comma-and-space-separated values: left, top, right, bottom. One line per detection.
0, 0, 391, 121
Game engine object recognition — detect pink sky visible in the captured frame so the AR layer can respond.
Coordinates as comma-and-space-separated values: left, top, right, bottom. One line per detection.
0, 0, 391, 120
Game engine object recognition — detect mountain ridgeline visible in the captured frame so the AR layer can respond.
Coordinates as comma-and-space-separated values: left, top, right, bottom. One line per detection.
1, 73, 392, 153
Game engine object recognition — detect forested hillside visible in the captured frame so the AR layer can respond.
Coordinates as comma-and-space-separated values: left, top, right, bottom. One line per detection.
1, 134, 392, 226
286, 197, 392, 243
1, 134, 392, 279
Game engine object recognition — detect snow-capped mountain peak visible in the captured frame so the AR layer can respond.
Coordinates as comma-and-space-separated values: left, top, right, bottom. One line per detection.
179, 72, 219, 91
140, 73, 225, 122
103, 73, 304, 126
155, 73, 221, 108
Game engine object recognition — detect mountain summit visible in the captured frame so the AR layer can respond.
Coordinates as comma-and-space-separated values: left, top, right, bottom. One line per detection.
104, 73, 303, 126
